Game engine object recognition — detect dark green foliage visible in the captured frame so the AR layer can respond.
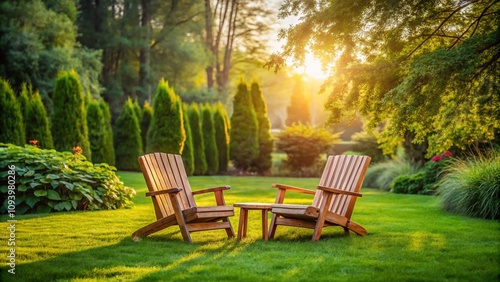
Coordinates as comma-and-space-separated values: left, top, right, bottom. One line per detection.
250, 81, 273, 175
213, 103, 230, 173
230, 81, 259, 171
50, 70, 91, 159
392, 172, 425, 194
114, 98, 143, 171
0, 0, 102, 99
181, 104, 194, 176
188, 104, 207, 175
147, 80, 186, 154
0, 78, 25, 145
141, 101, 153, 153
202, 104, 218, 175
0, 143, 135, 215
438, 150, 500, 220
132, 98, 142, 123
98, 100, 115, 165
286, 75, 310, 126
23, 87, 54, 149
17, 83, 30, 122
276, 123, 340, 175
86, 100, 108, 164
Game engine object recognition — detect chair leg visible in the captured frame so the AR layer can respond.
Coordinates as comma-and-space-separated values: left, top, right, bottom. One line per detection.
223, 217, 235, 238
268, 214, 278, 239
343, 227, 350, 236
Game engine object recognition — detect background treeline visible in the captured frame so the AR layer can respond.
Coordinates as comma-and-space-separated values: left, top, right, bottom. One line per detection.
0, 73, 274, 175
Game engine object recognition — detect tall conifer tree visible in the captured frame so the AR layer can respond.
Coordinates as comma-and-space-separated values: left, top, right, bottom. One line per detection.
213, 103, 230, 173
188, 104, 207, 175
202, 104, 218, 175
141, 101, 153, 153
230, 80, 258, 171
87, 100, 107, 163
251, 80, 273, 174
25, 88, 53, 149
147, 80, 185, 154
114, 98, 142, 171
51, 70, 91, 159
99, 100, 115, 165
0, 79, 24, 145
181, 104, 195, 176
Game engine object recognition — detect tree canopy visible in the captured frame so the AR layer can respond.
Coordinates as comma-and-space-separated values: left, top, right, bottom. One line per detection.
268, 0, 500, 159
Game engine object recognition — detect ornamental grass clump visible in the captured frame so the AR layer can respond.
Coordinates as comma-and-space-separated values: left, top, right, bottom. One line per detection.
438, 149, 500, 220
0, 143, 135, 215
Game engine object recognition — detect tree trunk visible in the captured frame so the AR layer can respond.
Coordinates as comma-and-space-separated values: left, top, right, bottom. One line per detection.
139, 0, 151, 104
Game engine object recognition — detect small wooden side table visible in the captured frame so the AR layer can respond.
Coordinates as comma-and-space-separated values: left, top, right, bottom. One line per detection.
234, 203, 272, 241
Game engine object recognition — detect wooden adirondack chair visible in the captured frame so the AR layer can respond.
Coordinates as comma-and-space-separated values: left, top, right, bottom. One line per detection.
132, 153, 235, 243
269, 155, 371, 242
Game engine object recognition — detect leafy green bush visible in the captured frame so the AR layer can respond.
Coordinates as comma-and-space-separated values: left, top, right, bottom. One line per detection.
275, 123, 340, 176
98, 100, 115, 165
0, 143, 135, 215
141, 101, 153, 154
438, 150, 500, 220
392, 172, 424, 194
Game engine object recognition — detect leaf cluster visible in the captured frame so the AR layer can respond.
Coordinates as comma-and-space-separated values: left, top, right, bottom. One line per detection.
0, 143, 135, 215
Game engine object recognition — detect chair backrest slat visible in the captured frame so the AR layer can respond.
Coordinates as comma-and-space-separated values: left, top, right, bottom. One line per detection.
139, 153, 197, 220
313, 155, 371, 218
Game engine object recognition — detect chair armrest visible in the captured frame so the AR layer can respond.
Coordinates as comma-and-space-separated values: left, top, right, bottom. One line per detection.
192, 186, 230, 206
192, 185, 230, 195
316, 185, 362, 197
146, 188, 182, 197
272, 184, 316, 195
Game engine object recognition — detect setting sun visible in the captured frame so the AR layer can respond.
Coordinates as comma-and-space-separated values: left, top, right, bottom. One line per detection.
294, 53, 329, 80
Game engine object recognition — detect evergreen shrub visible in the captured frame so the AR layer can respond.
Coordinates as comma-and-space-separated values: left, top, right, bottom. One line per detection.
230, 81, 258, 171
50, 70, 91, 159
114, 98, 143, 171
188, 104, 207, 175
202, 104, 218, 175
0, 79, 25, 145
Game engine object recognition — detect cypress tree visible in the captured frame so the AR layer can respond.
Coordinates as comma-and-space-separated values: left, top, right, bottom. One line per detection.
202, 104, 219, 175
0, 79, 25, 145
114, 98, 143, 171
87, 100, 107, 163
18, 83, 30, 124
141, 101, 153, 153
181, 104, 195, 176
230, 80, 259, 171
213, 103, 230, 173
25, 89, 54, 149
250, 80, 273, 175
147, 80, 186, 154
132, 98, 142, 123
51, 70, 91, 159
188, 104, 207, 175
286, 75, 310, 126
99, 100, 115, 165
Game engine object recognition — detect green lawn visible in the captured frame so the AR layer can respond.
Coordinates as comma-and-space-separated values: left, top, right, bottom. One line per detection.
1, 172, 499, 281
